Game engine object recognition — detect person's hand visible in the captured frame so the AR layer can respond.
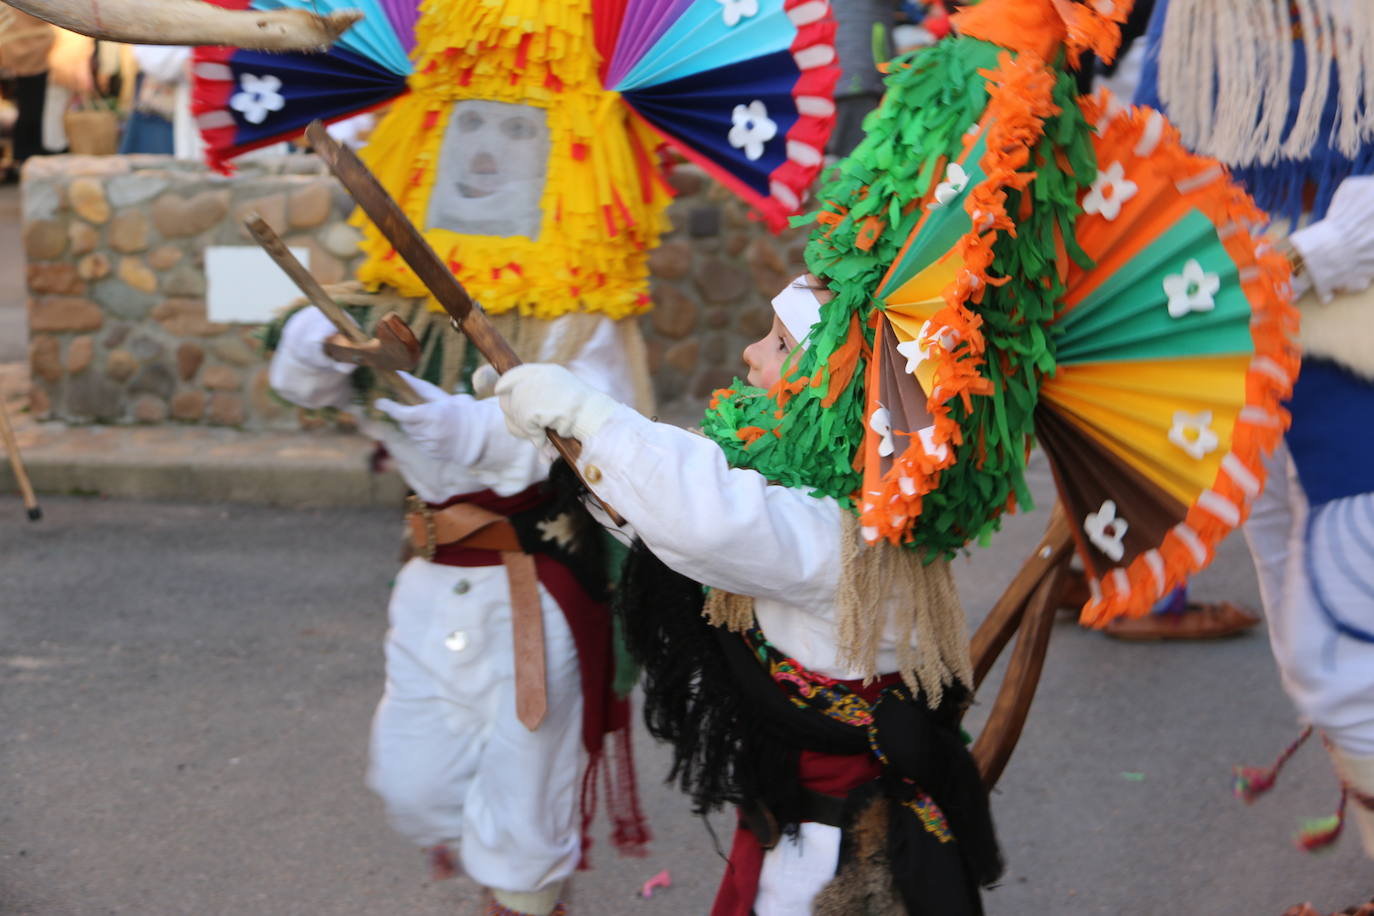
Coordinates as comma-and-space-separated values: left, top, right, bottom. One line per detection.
375, 374, 473, 461
1291, 175, 1374, 302
278, 307, 357, 375
494, 364, 620, 445
46, 29, 94, 94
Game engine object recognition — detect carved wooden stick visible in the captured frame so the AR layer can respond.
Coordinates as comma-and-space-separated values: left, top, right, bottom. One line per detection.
243, 214, 424, 407
0, 397, 41, 521
304, 120, 625, 524
4, 0, 360, 50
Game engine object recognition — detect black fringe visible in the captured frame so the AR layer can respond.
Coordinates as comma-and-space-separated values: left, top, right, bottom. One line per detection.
613, 542, 804, 829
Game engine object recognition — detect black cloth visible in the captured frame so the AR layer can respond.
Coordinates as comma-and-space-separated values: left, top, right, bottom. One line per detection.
12, 72, 48, 161
614, 543, 1002, 915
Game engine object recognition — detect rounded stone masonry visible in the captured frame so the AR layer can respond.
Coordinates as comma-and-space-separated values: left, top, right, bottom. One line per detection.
20, 154, 369, 429
21, 156, 812, 427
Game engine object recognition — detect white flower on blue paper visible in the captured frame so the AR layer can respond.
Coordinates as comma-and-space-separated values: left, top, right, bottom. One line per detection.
929, 162, 970, 210
230, 73, 286, 125
868, 405, 895, 458
1168, 410, 1220, 460
1163, 259, 1221, 318
1084, 499, 1129, 561
728, 100, 777, 161
1082, 161, 1137, 221
716, 0, 759, 27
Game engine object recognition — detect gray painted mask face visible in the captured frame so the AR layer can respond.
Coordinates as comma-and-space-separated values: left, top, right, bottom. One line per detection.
426, 99, 550, 240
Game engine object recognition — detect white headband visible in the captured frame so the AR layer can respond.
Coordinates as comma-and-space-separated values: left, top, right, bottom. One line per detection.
771, 278, 824, 349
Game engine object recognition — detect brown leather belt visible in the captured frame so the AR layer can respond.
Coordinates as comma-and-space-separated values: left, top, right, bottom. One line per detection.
405, 495, 547, 731
405, 495, 523, 557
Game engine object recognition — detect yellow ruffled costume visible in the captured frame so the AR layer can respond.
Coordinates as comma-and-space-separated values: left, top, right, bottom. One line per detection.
355, 0, 674, 320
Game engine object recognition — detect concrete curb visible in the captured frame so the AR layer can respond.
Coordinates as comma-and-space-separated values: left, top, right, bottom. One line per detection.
0, 421, 407, 508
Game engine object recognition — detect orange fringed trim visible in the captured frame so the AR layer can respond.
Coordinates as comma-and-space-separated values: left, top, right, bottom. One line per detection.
737, 426, 768, 446
859, 51, 1059, 546
820, 313, 866, 408
1075, 92, 1301, 627
952, 0, 1132, 68
709, 388, 737, 410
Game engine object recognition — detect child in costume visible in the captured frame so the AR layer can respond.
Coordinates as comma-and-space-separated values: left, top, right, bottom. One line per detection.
270, 306, 647, 916
264, 3, 679, 912
479, 274, 1002, 916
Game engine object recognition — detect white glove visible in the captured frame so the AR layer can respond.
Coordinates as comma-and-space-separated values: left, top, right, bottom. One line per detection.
1291, 175, 1374, 303
374, 373, 480, 463
494, 363, 621, 445
278, 307, 357, 375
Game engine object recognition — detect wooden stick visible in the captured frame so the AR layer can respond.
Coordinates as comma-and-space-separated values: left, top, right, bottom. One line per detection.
0, 397, 41, 521
971, 562, 1063, 789
969, 504, 1072, 689
304, 120, 625, 524
243, 214, 424, 407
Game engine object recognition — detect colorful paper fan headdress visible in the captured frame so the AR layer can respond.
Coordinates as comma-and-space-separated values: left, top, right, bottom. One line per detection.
193, 0, 840, 319
702, 0, 1301, 626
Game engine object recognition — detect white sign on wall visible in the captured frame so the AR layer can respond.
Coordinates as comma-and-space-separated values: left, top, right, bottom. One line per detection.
205, 245, 311, 324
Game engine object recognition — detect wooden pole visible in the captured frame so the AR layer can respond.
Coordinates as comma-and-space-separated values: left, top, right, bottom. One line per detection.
304, 120, 624, 524
0, 397, 41, 521
243, 214, 424, 407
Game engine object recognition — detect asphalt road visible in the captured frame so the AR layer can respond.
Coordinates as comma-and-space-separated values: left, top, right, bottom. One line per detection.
2, 455, 1370, 915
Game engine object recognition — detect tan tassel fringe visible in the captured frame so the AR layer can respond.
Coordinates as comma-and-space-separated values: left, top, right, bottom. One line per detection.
703, 588, 757, 633
1156, 0, 1374, 165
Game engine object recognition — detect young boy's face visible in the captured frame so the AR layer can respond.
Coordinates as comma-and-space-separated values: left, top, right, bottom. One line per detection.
743, 274, 834, 388
742, 314, 799, 389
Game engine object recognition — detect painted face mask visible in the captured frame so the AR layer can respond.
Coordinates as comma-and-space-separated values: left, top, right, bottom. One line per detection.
427, 100, 550, 240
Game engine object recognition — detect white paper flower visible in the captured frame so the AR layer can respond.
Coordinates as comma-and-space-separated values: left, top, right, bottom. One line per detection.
1168, 410, 1220, 460
1163, 259, 1221, 318
896, 321, 960, 375
728, 100, 777, 161
1082, 161, 1138, 221
868, 405, 895, 458
929, 162, 970, 210
229, 73, 286, 125
716, 0, 759, 27
1084, 499, 1129, 562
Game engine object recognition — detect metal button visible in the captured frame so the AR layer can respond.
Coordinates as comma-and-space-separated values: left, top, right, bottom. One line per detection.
453, 579, 471, 595
583, 463, 603, 484
444, 630, 468, 652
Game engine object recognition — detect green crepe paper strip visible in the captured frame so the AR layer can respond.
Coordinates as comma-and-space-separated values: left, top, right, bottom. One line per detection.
702, 38, 1099, 558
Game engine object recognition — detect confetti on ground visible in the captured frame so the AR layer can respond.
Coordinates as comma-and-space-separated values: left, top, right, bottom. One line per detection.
640, 869, 671, 899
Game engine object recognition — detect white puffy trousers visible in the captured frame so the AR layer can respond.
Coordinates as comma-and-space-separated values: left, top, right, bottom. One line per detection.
366, 557, 585, 894
1245, 442, 1374, 859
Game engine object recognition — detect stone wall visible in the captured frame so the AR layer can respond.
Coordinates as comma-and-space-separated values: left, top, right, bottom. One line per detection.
21, 154, 366, 429
20, 155, 809, 427
642, 167, 811, 417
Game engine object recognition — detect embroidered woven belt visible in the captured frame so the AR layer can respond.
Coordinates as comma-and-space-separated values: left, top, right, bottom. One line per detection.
406, 495, 547, 731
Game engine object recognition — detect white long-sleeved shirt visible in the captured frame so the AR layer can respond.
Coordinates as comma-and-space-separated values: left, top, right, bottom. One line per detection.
579, 404, 912, 679
269, 307, 638, 502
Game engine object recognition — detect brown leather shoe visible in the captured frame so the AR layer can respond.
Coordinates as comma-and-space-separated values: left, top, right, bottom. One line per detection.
1102, 601, 1260, 641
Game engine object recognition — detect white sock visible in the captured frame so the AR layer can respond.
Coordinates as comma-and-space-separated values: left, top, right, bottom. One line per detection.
490, 882, 563, 916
